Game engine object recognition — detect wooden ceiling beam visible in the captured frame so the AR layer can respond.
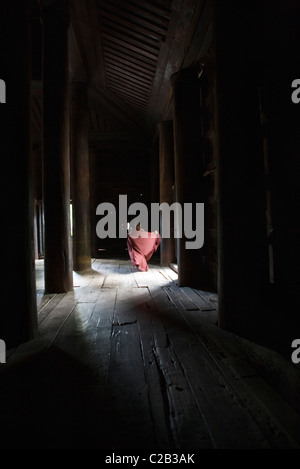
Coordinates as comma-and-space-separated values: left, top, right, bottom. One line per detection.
106, 0, 170, 29
71, 0, 203, 134
108, 80, 149, 101
98, 1, 168, 37
107, 81, 151, 99
107, 81, 150, 101
102, 32, 159, 62
146, 0, 201, 126
122, 96, 147, 112
98, 9, 163, 42
116, 95, 148, 111
100, 25, 160, 55
104, 49, 156, 75
113, 96, 148, 113
103, 42, 157, 69
88, 86, 152, 139
118, 96, 148, 109
100, 21, 160, 50
106, 62, 152, 90
128, 0, 172, 20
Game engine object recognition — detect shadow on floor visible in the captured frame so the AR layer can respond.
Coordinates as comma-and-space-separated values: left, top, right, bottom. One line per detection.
0, 343, 154, 449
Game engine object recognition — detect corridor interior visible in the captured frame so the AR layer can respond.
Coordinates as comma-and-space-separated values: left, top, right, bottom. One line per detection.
1, 254, 300, 450
1, 0, 300, 452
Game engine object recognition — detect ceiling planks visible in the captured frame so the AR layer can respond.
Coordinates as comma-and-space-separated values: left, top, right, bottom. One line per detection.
31, 0, 211, 141
97, 0, 172, 116
69, 0, 201, 133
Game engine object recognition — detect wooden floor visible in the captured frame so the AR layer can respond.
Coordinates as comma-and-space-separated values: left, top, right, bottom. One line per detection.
1, 256, 300, 450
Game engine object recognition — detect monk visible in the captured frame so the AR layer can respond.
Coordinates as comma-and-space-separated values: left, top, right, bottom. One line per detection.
127, 222, 161, 272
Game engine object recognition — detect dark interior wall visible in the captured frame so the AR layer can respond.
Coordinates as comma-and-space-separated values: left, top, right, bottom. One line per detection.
211, 0, 300, 348
26, 0, 299, 352
0, 1, 38, 348
200, 55, 218, 293
89, 139, 153, 256
31, 1, 42, 81
258, 0, 300, 334
30, 131, 155, 260
167, 0, 218, 292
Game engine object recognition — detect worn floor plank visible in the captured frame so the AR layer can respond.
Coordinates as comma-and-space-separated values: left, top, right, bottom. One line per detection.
104, 320, 156, 448
148, 286, 271, 449
1, 257, 300, 450
164, 285, 300, 448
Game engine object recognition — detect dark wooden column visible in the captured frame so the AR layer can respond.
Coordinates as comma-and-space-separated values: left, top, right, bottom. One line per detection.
150, 143, 160, 205
171, 68, 205, 288
158, 121, 176, 267
42, 2, 73, 293
88, 148, 98, 259
214, 1, 269, 341
259, 1, 300, 347
71, 82, 91, 271
0, 1, 38, 348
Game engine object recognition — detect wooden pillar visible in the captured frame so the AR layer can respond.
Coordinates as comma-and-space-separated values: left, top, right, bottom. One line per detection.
214, 1, 269, 340
150, 143, 160, 205
171, 68, 205, 288
71, 82, 91, 271
158, 121, 176, 267
88, 148, 98, 259
42, 2, 73, 293
259, 0, 300, 345
33, 142, 43, 260
0, 1, 38, 348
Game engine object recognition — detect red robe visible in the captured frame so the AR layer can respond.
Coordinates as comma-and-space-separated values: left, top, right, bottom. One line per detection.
127, 230, 161, 271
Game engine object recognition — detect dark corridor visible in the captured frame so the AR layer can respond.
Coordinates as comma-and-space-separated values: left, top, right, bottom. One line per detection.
0, 0, 300, 452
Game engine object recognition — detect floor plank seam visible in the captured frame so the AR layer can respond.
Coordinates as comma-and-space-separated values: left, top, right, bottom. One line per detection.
179, 317, 300, 448
137, 329, 163, 448
40, 303, 78, 349
27, 259, 300, 449
152, 341, 177, 449
161, 333, 218, 449
153, 334, 215, 449
38, 294, 67, 326
37, 294, 57, 315
159, 285, 299, 448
